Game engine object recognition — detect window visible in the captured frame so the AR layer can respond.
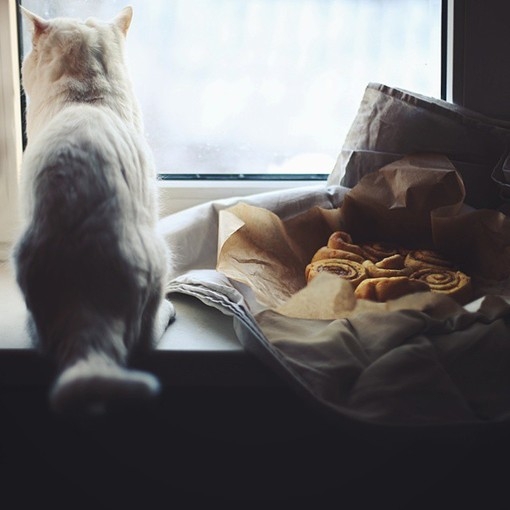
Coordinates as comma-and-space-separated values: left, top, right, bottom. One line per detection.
1, 0, 449, 257
19, 0, 442, 179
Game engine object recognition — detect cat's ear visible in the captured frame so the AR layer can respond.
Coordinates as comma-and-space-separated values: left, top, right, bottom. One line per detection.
112, 6, 133, 37
20, 6, 50, 42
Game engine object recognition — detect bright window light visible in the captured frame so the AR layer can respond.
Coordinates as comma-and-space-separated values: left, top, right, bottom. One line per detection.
20, 0, 442, 177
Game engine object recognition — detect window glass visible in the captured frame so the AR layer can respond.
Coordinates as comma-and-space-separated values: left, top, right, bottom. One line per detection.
20, 0, 442, 176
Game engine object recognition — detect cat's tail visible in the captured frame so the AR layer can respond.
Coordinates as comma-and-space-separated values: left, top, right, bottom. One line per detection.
49, 353, 161, 414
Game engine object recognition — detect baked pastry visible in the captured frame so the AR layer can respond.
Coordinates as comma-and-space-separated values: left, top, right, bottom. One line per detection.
311, 246, 365, 264
327, 230, 353, 246
362, 254, 412, 278
404, 249, 455, 270
305, 258, 368, 287
360, 241, 401, 262
354, 276, 430, 302
410, 267, 472, 304
306, 230, 473, 304
327, 231, 365, 257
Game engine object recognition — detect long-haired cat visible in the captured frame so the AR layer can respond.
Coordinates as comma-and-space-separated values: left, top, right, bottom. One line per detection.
14, 6, 175, 413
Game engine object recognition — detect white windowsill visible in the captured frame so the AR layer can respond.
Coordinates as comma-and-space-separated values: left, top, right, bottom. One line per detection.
157, 178, 327, 216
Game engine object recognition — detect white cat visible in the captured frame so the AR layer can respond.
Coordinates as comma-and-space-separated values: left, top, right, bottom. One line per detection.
14, 6, 175, 413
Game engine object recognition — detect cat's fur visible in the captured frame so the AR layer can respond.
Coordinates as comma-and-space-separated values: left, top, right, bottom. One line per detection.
13, 6, 175, 413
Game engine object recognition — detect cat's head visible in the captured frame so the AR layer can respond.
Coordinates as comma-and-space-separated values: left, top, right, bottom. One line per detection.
20, 6, 133, 99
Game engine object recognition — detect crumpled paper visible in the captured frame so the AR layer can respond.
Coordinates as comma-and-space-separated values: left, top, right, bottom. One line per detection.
330, 82, 510, 210
217, 153, 510, 320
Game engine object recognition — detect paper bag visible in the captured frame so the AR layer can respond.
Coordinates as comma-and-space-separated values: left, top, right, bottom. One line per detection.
329, 83, 510, 210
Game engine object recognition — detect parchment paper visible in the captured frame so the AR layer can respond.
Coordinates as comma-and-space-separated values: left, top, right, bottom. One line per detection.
217, 153, 510, 320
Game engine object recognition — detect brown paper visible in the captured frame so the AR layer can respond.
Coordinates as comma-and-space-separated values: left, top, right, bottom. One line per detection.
338, 153, 465, 247
217, 202, 341, 308
217, 153, 510, 319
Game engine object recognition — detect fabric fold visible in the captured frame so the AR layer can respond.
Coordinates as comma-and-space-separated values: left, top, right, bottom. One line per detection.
160, 184, 510, 426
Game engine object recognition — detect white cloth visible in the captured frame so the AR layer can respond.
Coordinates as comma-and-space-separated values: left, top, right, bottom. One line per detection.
159, 184, 510, 426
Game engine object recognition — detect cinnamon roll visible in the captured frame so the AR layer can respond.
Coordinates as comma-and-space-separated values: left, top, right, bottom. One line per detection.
311, 246, 365, 264
410, 267, 472, 304
404, 249, 455, 270
360, 241, 401, 263
326, 231, 365, 257
306, 230, 473, 304
354, 276, 430, 302
363, 254, 413, 278
305, 258, 368, 287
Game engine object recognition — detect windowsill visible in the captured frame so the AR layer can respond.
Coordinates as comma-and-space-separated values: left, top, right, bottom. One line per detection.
0, 261, 281, 389
157, 177, 328, 216
0, 178, 330, 261
0, 178, 326, 385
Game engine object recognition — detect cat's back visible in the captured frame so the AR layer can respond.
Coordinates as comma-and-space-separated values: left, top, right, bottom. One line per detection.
25, 102, 150, 180
16, 101, 163, 296
22, 102, 156, 225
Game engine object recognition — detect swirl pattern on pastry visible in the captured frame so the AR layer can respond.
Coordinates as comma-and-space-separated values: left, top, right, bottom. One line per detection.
404, 249, 455, 270
410, 267, 472, 304
363, 254, 412, 278
306, 230, 473, 304
305, 258, 368, 287
360, 241, 401, 262
354, 276, 430, 302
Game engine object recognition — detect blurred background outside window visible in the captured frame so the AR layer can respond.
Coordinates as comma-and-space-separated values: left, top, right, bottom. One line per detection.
20, 0, 442, 177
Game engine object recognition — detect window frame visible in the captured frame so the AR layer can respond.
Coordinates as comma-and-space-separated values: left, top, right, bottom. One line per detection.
0, 0, 22, 261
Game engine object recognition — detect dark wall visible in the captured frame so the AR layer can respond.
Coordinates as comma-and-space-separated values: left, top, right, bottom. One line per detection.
1, 383, 510, 506
451, 0, 510, 119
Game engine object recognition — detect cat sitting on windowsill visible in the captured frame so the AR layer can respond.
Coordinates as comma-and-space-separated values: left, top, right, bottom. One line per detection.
13, 6, 175, 414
